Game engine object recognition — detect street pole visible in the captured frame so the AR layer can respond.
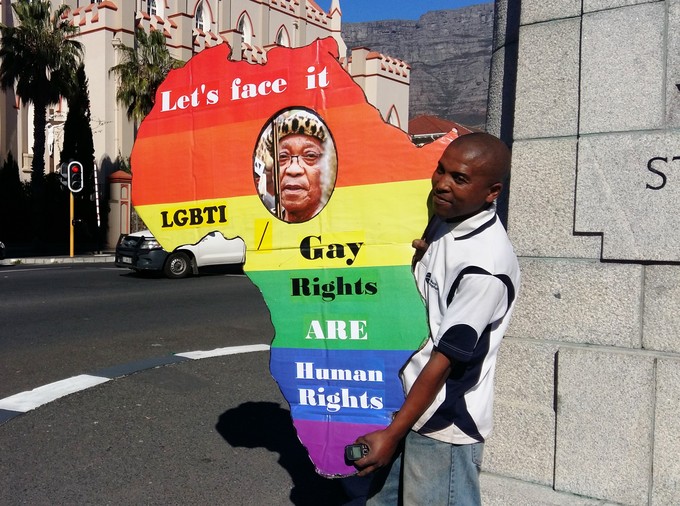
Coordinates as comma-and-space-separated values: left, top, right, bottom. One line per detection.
66, 161, 83, 257
70, 192, 75, 258
93, 163, 102, 253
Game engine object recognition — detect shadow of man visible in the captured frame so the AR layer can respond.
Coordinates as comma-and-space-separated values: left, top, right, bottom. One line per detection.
216, 401, 349, 505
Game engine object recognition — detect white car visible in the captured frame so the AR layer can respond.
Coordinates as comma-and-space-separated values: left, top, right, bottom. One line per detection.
115, 230, 245, 279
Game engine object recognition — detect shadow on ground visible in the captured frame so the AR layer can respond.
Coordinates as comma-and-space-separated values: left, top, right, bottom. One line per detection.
216, 401, 350, 505
117, 263, 244, 279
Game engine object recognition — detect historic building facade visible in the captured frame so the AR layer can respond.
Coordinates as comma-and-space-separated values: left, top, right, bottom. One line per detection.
0, 0, 410, 187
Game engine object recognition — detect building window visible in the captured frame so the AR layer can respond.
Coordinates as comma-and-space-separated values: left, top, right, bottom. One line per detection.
275, 26, 290, 47
387, 106, 400, 128
147, 0, 157, 16
237, 13, 253, 45
195, 1, 209, 31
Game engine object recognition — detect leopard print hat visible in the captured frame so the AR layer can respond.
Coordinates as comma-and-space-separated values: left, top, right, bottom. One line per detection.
261, 110, 328, 154
274, 109, 327, 142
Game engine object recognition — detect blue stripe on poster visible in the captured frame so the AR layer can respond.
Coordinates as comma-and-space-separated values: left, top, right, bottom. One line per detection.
270, 347, 412, 424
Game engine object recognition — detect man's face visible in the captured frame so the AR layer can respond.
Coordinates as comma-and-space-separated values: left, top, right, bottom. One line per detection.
431, 142, 501, 221
278, 134, 324, 222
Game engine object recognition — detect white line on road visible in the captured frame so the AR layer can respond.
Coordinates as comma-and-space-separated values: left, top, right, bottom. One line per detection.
0, 375, 110, 413
176, 343, 270, 359
0, 344, 271, 420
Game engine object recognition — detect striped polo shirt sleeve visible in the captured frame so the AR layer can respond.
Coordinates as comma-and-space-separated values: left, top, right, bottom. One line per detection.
433, 269, 510, 362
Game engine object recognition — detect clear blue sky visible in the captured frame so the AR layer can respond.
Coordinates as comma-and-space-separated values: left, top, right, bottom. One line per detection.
314, 1, 492, 23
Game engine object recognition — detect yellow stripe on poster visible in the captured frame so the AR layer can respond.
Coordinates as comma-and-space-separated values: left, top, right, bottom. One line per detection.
135, 178, 432, 270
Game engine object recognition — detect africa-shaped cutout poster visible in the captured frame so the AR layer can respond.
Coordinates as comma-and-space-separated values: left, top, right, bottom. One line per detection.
131, 38, 458, 477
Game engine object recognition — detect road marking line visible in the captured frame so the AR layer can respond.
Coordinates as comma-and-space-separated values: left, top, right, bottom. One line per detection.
0, 375, 110, 413
0, 344, 271, 424
176, 343, 270, 359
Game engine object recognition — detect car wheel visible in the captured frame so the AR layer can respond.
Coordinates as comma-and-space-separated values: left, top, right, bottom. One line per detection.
164, 252, 191, 279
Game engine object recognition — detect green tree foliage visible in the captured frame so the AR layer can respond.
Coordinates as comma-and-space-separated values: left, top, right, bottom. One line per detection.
60, 64, 100, 248
42, 172, 70, 247
115, 153, 132, 175
0, 152, 69, 248
0, 0, 83, 245
109, 28, 184, 124
0, 152, 30, 242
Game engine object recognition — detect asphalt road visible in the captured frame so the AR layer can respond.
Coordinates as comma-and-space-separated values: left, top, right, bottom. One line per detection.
0, 263, 273, 399
0, 263, 354, 505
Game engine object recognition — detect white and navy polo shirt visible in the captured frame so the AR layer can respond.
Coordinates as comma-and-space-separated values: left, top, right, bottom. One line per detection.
402, 203, 520, 445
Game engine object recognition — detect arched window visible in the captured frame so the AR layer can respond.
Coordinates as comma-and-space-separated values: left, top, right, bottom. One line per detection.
386, 106, 401, 128
237, 13, 253, 45
275, 26, 290, 47
195, 1, 209, 31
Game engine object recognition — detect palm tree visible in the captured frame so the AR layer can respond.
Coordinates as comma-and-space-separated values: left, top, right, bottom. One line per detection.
0, 0, 83, 194
109, 28, 184, 125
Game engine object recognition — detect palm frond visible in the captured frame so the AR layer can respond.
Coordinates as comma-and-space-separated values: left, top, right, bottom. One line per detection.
109, 27, 184, 123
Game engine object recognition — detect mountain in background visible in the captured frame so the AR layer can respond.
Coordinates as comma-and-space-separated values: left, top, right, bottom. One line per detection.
341, 3, 494, 129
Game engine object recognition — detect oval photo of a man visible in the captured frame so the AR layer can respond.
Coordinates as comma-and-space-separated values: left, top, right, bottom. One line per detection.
253, 108, 338, 223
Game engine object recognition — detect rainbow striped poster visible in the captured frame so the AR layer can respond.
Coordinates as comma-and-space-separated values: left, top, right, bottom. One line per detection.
131, 38, 455, 476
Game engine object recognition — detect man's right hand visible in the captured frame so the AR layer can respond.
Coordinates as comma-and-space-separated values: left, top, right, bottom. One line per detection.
354, 428, 401, 476
412, 238, 429, 267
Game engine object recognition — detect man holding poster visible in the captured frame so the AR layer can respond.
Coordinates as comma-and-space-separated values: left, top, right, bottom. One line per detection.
353, 133, 520, 506
131, 38, 470, 479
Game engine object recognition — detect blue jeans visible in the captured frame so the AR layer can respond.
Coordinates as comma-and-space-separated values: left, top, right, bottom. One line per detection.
366, 430, 484, 506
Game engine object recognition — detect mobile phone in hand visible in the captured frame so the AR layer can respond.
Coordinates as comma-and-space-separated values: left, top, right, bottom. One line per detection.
345, 443, 369, 461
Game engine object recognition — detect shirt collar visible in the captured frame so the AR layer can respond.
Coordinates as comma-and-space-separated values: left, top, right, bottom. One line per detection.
443, 202, 498, 239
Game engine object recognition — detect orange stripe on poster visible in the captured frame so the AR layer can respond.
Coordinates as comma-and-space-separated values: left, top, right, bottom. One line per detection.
131, 106, 455, 207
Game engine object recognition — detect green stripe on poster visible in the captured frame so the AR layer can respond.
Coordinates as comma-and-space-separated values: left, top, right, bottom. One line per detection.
247, 265, 428, 351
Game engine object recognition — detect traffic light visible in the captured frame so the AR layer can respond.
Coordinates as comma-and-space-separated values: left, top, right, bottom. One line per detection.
58, 163, 68, 188
67, 161, 84, 193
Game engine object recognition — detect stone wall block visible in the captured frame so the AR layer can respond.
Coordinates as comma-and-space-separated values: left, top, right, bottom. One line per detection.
514, 18, 580, 140
575, 132, 680, 263
519, 0, 581, 25
486, 48, 504, 138
584, 0, 658, 12
483, 339, 558, 485
481, 473, 607, 505
554, 348, 654, 504
508, 259, 643, 347
507, 138, 600, 258
492, 0, 520, 52
643, 266, 680, 353
667, 0, 680, 127
652, 358, 680, 505
580, 3, 665, 134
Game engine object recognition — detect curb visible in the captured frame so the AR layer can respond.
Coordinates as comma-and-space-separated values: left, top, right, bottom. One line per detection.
1, 254, 115, 266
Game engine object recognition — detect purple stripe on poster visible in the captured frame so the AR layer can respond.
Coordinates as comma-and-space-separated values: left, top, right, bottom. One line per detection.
293, 418, 388, 476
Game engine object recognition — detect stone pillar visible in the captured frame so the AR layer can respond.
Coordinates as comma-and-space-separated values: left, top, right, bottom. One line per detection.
296, 0, 308, 47
329, 0, 346, 57
347, 47, 369, 91
107, 170, 132, 249
484, 1, 680, 504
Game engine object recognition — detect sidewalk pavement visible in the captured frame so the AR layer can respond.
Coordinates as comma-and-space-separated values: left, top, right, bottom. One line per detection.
0, 252, 115, 266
